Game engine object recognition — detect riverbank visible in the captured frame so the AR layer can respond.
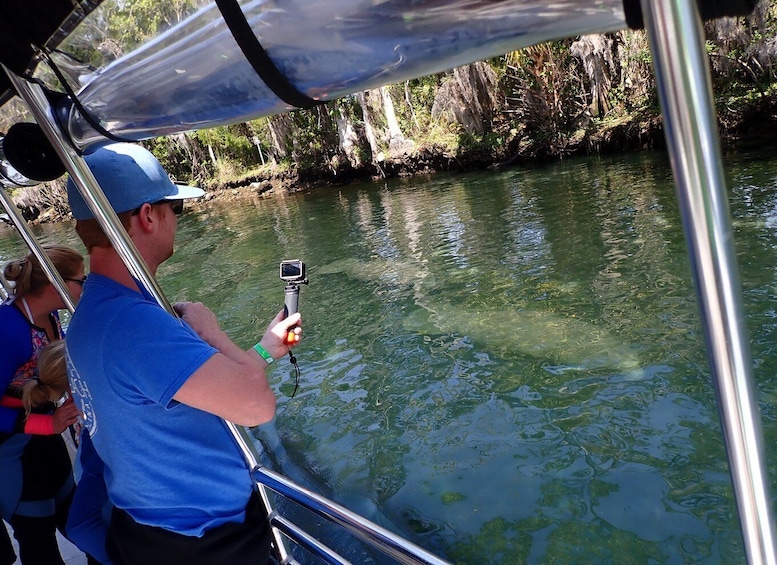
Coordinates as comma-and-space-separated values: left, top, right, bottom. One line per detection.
189, 92, 777, 205
8, 91, 777, 225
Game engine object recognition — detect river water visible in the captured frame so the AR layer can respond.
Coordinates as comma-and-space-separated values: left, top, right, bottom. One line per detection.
3, 148, 777, 563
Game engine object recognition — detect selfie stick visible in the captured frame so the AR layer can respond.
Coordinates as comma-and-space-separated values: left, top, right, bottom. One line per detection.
284, 282, 303, 318
283, 274, 307, 345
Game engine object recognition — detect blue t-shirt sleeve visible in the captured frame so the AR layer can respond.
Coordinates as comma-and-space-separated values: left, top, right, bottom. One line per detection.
104, 301, 218, 407
67, 430, 112, 564
0, 304, 31, 432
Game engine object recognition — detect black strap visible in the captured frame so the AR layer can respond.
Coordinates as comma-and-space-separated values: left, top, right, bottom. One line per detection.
43, 49, 133, 144
215, 0, 320, 109
623, 0, 757, 30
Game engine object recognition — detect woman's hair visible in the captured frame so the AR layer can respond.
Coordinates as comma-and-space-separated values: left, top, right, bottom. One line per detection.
3, 244, 84, 298
21, 339, 69, 415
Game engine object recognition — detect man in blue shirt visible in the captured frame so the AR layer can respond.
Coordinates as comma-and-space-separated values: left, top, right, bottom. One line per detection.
65, 143, 301, 564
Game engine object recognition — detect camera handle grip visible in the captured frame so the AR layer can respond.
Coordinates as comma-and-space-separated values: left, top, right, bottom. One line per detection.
283, 284, 301, 346
284, 284, 300, 318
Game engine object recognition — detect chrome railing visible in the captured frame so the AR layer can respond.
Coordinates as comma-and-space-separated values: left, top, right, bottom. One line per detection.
0, 268, 11, 300
254, 467, 450, 565
642, 1, 777, 563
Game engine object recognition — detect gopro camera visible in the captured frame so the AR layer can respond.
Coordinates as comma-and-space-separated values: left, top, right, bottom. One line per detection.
280, 259, 308, 320
280, 259, 306, 283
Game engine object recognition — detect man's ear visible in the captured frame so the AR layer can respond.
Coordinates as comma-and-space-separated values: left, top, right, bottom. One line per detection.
133, 203, 158, 233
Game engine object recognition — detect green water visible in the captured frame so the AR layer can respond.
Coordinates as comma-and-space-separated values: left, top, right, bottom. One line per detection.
4, 148, 777, 563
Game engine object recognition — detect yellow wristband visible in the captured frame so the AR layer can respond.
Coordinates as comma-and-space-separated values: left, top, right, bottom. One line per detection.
253, 343, 274, 364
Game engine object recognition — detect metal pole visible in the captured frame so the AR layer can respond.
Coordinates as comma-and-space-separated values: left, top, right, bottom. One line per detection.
641, 1, 777, 563
0, 187, 76, 312
0, 254, 13, 299
2, 66, 292, 563
0, 272, 11, 301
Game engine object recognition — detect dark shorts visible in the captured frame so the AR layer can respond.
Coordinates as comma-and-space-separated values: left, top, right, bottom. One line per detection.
107, 492, 271, 565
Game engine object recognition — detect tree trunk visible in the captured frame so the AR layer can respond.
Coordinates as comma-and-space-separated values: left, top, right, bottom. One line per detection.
570, 34, 615, 118
0, 99, 32, 133
431, 62, 498, 135
381, 87, 404, 142
335, 101, 363, 168
405, 81, 419, 128
380, 86, 414, 157
705, 1, 773, 82
251, 136, 266, 166
356, 90, 382, 161
267, 114, 295, 163
159, 133, 208, 183
615, 30, 654, 109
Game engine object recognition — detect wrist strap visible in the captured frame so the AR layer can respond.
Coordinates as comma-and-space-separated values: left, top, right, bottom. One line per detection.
253, 343, 274, 364
24, 413, 55, 435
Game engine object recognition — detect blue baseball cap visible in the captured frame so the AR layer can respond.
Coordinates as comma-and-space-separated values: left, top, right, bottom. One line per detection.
67, 143, 205, 220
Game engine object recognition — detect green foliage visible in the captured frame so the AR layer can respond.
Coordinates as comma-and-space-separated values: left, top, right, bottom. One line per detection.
197, 126, 255, 161
406, 75, 442, 112
287, 104, 342, 171
107, 0, 199, 52
146, 135, 205, 182
393, 74, 469, 152
502, 40, 586, 155
4, 1, 777, 195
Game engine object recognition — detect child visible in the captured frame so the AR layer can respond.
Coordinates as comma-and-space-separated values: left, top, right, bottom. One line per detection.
20, 339, 70, 415
3, 341, 109, 564
0, 339, 71, 416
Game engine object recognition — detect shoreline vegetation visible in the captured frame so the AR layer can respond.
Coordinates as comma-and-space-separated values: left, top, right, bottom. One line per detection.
3, 2, 777, 224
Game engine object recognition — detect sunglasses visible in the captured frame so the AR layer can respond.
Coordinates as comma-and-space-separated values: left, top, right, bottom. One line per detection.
64, 275, 88, 286
131, 199, 184, 216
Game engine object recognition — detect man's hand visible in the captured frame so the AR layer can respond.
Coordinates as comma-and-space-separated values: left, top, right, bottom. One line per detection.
173, 301, 225, 346
260, 309, 302, 360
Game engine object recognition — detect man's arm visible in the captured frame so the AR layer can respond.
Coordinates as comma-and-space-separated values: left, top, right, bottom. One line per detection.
172, 302, 301, 426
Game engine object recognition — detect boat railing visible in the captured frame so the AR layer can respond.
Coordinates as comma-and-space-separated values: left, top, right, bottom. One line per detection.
643, 1, 777, 563
254, 467, 451, 564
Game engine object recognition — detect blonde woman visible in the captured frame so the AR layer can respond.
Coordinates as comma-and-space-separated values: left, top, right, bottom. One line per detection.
0, 245, 85, 565
1, 339, 71, 414
20, 339, 70, 415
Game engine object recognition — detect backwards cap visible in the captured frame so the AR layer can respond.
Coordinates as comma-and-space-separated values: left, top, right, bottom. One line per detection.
67, 143, 204, 220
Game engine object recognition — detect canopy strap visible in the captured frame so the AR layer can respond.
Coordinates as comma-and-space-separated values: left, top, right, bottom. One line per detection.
623, 0, 757, 29
215, 0, 321, 109
43, 49, 133, 145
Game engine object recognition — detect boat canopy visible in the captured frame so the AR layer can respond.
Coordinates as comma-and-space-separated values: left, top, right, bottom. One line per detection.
0, 0, 758, 150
